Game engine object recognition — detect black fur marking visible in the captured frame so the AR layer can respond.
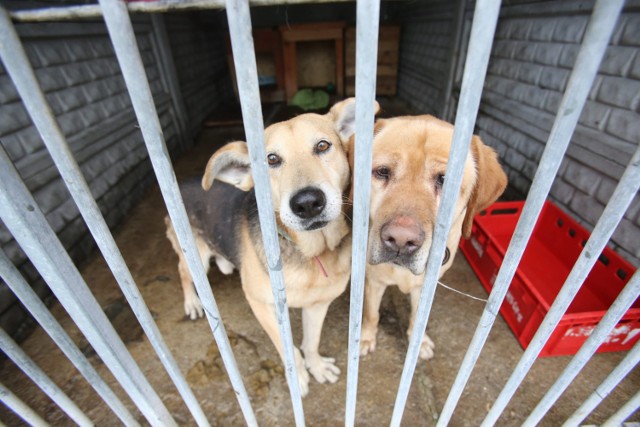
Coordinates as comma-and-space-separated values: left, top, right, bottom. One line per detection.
179, 179, 245, 268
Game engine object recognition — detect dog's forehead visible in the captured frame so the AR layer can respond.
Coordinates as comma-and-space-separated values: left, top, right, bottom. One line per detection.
374, 117, 455, 161
264, 114, 335, 147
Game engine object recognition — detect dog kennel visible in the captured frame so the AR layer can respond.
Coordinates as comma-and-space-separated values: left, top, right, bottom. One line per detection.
0, 0, 638, 425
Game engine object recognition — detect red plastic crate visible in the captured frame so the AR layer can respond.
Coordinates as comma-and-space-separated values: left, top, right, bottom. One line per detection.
459, 200, 639, 357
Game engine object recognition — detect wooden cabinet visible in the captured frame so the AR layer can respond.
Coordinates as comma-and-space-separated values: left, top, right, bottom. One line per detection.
345, 25, 400, 96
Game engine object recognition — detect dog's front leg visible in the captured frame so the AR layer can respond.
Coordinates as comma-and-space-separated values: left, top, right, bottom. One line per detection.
301, 302, 340, 385
246, 296, 310, 397
360, 279, 387, 356
408, 287, 435, 360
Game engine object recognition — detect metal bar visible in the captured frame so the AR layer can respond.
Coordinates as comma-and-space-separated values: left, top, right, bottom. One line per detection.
0, 250, 139, 427
0, 382, 49, 427
0, 329, 92, 427
344, 0, 380, 425
0, 7, 208, 426
525, 262, 640, 425
390, 1, 502, 426
8, 0, 353, 22
564, 341, 640, 427
0, 145, 175, 426
96, 1, 257, 425
601, 390, 640, 427
224, 0, 305, 424
439, 0, 625, 424
481, 2, 626, 424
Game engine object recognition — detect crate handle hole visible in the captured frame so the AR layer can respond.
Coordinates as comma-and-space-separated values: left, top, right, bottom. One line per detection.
581, 239, 587, 247
617, 268, 628, 281
556, 219, 564, 227
568, 228, 576, 238
598, 254, 609, 266
490, 208, 518, 215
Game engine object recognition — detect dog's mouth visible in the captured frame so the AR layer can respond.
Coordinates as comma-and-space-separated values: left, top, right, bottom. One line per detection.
305, 220, 329, 231
371, 247, 451, 275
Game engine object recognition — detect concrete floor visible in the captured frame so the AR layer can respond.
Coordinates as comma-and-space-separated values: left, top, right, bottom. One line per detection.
1, 104, 639, 426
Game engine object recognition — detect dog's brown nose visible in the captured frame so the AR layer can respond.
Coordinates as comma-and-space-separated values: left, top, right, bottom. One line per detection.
290, 187, 326, 219
380, 216, 425, 256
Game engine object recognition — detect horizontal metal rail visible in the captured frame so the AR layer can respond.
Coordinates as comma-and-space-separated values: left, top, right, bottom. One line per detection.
439, 0, 626, 424
481, 1, 627, 424
0, 329, 92, 427
9, 0, 352, 22
0, 6, 207, 426
0, 382, 48, 427
97, 0, 257, 425
225, 0, 305, 424
602, 390, 640, 427
391, 0, 502, 425
0, 145, 175, 426
563, 340, 640, 426
344, 0, 380, 425
0, 250, 138, 427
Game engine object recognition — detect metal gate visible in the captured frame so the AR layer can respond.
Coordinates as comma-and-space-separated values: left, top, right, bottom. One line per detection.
0, 0, 638, 426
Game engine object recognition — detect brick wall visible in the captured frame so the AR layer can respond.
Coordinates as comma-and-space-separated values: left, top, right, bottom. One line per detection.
0, 15, 234, 339
394, 1, 458, 115
166, 13, 234, 136
473, 2, 640, 265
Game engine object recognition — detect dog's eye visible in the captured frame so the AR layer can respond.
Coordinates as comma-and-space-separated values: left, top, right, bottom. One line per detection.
314, 140, 332, 154
436, 173, 445, 187
267, 153, 281, 167
373, 166, 391, 181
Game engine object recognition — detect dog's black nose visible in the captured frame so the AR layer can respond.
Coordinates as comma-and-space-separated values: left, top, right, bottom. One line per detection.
381, 216, 425, 256
290, 187, 326, 219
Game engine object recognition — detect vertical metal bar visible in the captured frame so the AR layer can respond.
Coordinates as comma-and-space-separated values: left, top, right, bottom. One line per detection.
0, 7, 208, 426
480, 2, 626, 424
224, 1, 305, 424
0, 382, 49, 427
525, 269, 640, 426
0, 329, 92, 427
0, 250, 139, 427
97, 1, 257, 425
390, 1, 501, 426
439, 1, 625, 424
564, 340, 640, 427
0, 146, 175, 426
344, 1, 380, 425
601, 390, 640, 427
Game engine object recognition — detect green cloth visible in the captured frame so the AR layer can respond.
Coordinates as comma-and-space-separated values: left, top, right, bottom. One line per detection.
289, 89, 330, 111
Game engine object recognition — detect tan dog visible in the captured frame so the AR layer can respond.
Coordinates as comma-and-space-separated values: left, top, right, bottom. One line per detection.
357, 115, 507, 359
166, 98, 379, 396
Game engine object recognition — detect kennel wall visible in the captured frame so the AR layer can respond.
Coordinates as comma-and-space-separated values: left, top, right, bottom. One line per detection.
0, 0, 639, 426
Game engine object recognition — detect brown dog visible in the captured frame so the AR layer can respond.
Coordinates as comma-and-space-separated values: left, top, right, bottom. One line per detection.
166, 98, 379, 396
358, 115, 507, 359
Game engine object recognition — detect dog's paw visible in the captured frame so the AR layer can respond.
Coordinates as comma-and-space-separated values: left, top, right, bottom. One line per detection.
419, 334, 435, 360
296, 359, 310, 397
359, 326, 378, 356
359, 337, 377, 356
305, 356, 340, 384
184, 293, 204, 320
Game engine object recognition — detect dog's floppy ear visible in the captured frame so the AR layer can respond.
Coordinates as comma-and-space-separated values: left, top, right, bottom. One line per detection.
462, 136, 508, 238
202, 141, 254, 192
329, 97, 381, 146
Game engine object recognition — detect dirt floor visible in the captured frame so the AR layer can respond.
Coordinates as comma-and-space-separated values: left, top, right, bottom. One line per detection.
1, 101, 639, 426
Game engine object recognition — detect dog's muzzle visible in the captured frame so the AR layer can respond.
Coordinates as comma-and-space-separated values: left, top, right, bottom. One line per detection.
290, 187, 326, 220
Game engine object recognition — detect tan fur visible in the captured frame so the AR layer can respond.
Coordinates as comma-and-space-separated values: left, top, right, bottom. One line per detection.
166, 98, 379, 396
358, 115, 507, 359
